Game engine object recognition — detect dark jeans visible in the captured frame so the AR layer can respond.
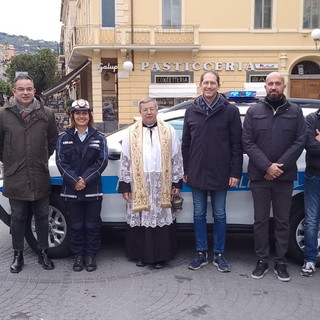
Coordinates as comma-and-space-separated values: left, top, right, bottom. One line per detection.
303, 172, 320, 264
250, 180, 293, 264
67, 200, 102, 257
9, 197, 50, 251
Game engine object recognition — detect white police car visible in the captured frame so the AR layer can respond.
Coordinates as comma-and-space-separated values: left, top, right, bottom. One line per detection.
0, 92, 319, 264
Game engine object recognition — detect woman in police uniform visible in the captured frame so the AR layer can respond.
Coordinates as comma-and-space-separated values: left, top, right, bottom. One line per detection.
56, 99, 108, 272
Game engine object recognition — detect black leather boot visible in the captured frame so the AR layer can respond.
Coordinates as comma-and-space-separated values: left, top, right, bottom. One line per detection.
73, 256, 84, 272
38, 249, 55, 270
10, 250, 24, 273
85, 256, 97, 272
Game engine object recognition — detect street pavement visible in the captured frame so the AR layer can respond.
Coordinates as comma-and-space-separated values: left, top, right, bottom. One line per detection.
0, 221, 320, 320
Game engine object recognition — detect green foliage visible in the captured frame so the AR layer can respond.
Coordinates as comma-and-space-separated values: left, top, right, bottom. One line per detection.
65, 98, 74, 107
6, 49, 59, 95
0, 79, 11, 96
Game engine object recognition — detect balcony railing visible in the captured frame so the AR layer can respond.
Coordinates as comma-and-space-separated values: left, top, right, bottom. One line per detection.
65, 24, 199, 56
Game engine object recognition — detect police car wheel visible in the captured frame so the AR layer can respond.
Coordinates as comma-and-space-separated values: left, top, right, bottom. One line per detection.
25, 193, 72, 258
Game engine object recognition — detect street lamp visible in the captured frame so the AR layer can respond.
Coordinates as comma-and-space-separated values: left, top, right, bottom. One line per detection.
123, 60, 134, 72
122, 49, 134, 72
311, 28, 320, 50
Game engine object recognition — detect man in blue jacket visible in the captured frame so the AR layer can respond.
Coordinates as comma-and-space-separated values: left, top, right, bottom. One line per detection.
300, 108, 320, 277
182, 71, 243, 272
242, 72, 306, 282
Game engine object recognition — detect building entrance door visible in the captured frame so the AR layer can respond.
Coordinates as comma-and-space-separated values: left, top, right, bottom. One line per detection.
290, 79, 320, 99
290, 60, 320, 99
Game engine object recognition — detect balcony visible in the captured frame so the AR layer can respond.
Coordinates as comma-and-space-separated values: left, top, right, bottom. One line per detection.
65, 24, 200, 64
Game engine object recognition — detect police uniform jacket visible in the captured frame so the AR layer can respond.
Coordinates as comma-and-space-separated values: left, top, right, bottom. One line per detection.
56, 126, 108, 201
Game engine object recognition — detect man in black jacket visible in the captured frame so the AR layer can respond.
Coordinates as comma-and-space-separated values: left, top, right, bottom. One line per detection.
242, 72, 306, 282
300, 108, 320, 277
182, 71, 243, 272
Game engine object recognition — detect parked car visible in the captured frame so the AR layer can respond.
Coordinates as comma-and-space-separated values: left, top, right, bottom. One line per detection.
0, 97, 319, 264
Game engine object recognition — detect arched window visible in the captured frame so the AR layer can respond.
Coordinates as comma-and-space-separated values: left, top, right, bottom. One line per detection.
292, 61, 320, 75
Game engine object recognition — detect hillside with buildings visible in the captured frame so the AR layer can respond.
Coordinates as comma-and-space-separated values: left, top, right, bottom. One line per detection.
0, 32, 59, 54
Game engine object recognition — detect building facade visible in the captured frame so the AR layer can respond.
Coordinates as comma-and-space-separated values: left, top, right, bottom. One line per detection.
58, 0, 320, 129
0, 44, 15, 80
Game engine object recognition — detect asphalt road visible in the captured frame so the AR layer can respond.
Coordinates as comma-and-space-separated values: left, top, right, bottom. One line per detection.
0, 221, 319, 320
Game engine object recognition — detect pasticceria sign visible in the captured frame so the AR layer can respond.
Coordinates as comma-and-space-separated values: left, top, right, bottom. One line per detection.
140, 62, 278, 72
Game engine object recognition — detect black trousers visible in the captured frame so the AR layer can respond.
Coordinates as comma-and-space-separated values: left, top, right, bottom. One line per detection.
250, 180, 293, 264
9, 197, 50, 251
67, 200, 102, 257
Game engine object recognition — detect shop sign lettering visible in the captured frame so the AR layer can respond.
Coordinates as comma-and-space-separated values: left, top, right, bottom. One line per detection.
140, 62, 278, 72
98, 63, 118, 73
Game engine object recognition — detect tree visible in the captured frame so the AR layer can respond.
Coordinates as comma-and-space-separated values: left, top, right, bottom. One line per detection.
0, 79, 11, 106
0, 79, 11, 95
6, 49, 59, 96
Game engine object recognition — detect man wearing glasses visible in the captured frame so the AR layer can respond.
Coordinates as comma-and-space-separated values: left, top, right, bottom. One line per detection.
182, 71, 243, 273
0, 74, 58, 273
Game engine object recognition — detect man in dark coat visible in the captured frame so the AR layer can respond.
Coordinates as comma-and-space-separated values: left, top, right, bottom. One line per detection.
300, 108, 320, 277
242, 72, 306, 282
182, 71, 243, 272
0, 74, 58, 273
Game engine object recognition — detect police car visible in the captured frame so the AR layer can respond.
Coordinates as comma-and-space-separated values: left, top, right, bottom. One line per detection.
0, 91, 319, 264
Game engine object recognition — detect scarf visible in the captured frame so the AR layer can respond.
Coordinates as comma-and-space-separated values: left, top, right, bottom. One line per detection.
15, 98, 38, 122
129, 118, 172, 212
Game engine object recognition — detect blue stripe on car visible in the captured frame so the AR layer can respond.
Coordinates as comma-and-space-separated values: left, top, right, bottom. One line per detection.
46, 171, 304, 195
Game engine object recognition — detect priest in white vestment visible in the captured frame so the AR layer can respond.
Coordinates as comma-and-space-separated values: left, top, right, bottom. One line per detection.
118, 97, 184, 269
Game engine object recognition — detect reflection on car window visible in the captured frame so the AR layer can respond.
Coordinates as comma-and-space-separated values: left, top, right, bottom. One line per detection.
167, 118, 184, 141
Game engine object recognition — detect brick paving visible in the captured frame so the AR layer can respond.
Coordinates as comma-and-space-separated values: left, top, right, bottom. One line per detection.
0, 223, 320, 320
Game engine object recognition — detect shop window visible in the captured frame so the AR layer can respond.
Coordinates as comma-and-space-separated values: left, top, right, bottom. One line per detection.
162, 0, 181, 28
254, 0, 272, 29
303, 0, 320, 29
103, 96, 117, 121
101, 0, 115, 28
156, 98, 175, 109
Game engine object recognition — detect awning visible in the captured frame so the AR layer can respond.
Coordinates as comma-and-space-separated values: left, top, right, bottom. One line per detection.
42, 58, 91, 97
149, 83, 197, 98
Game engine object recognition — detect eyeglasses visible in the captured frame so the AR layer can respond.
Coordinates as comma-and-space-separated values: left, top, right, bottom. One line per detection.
15, 87, 34, 93
202, 81, 218, 86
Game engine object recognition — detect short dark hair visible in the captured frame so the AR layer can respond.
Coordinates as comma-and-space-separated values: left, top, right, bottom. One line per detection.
199, 71, 220, 86
13, 74, 34, 87
69, 111, 95, 128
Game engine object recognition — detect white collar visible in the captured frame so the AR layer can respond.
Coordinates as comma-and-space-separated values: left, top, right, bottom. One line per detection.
74, 127, 88, 135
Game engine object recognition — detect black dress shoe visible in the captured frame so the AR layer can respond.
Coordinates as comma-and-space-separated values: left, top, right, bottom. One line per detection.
153, 261, 165, 269
136, 260, 147, 267
85, 256, 97, 272
38, 249, 55, 270
10, 250, 24, 273
73, 256, 84, 272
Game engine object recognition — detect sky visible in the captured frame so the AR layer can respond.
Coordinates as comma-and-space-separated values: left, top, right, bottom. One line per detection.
0, 0, 62, 42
